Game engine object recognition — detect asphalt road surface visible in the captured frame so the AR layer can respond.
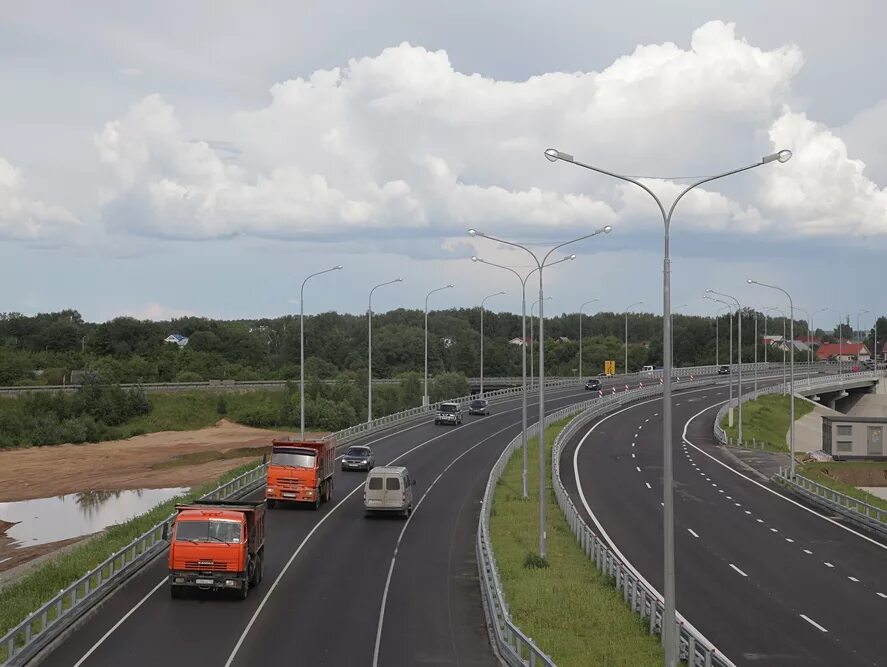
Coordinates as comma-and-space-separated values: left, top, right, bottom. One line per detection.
561, 380, 887, 666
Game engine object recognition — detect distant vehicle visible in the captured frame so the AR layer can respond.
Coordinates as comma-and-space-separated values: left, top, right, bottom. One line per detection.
468, 398, 491, 416
584, 378, 602, 391
341, 445, 375, 472
363, 466, 415, 517
165, 499, 265, 600
717, 365, 730, 375
265, 436, 336, 509
435, 401, 463, 425
641, 365, 655, 376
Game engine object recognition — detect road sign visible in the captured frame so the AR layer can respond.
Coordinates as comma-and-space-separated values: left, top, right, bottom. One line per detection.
604, 360, 615, 376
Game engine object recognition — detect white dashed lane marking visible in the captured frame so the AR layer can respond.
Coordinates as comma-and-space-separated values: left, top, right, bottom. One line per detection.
729, 564, 748, 577
824, 562, 835, 568
645, 482, 652, 489
800, 615, 828, 633
687, 529, 699, 538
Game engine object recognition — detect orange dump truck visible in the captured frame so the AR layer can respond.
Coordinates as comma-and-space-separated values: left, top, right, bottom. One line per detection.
165, 499, 265, 599
265, 435, 336, 509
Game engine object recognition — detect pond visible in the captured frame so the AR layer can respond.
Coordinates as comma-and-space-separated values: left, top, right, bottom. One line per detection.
0, 487, 190, 547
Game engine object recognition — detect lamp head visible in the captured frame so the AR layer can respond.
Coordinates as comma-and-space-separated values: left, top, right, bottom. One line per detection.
334, 265, 343, 270
471, 256, 478, 262
544, 148, 560, 162
395, 277, 404, 282
763, 149, 793, 164
447, 284, 454, 288
468, 229, 477, 237
499, 290, 506, 295
747, 279, 755, 284
603, 225, 612, 233
705, 289, 713, 293
568, 253, 576, 260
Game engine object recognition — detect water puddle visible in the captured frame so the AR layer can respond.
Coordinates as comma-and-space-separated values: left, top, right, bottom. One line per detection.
0, 488, 189, 547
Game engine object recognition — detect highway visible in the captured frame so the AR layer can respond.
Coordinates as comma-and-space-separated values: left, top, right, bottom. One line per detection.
560, 380, 887, 666
45, 380, 618, 667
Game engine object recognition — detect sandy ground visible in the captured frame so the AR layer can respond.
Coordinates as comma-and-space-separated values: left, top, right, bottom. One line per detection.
0, 420, 320, 576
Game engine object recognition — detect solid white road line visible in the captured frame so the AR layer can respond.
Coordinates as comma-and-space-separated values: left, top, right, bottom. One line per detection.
877, 592, 887, 599
688, 529, 699, 538
72, 580, 166, 667
729, 564, 748, 577
372, 423, 514, 667
800, 614, 828, 632
682, 402, 887, 551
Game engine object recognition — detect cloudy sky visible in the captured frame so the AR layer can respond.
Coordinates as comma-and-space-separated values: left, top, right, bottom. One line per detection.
2, 1, 885, 330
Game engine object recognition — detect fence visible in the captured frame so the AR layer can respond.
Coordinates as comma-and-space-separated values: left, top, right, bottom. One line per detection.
775, 468, 887, 539
478, 373, 736, 666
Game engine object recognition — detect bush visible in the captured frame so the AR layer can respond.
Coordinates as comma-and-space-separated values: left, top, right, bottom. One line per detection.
306, 397, 357, 432
216, 396, 228, 415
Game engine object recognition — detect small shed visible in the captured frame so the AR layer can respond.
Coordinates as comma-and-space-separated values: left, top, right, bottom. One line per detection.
822, 416, 887, 460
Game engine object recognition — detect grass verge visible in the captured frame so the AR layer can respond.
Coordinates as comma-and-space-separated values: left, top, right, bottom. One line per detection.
721, 394, 813, 451
489, 419, 664, 666
797, 461, 887, 513
0, 458, 263, 657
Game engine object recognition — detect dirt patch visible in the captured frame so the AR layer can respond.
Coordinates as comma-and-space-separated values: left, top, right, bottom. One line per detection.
0, 419, 325, 502
815, 465, 887, 487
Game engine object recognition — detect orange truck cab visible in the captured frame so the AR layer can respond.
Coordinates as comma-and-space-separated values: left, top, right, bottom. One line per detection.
265, 435, 336, 509
165, 499, 265, 599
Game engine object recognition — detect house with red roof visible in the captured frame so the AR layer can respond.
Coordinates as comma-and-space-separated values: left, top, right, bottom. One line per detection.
815, 342, 870, 362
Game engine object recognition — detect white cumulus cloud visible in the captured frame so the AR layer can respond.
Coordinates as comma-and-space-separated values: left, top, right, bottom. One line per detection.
0, 158, 81, 241
93, 20, 887, 246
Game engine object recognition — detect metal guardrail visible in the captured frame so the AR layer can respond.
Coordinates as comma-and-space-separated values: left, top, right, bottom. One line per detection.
478, 373, 736, 666
0, 376, 581, 665
775, 469, 887, 539
0, 463, 269, 666
712, 371, 884, 448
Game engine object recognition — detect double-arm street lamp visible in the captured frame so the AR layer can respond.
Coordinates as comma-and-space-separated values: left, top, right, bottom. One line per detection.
544, 145, 793, 664
472, 255, 574, 498
624, 301, 644, 373
368, 278, 403, 422
424, 284, 455, 406
480, 291, 506, 397
300, 265, 343, 439
749, 279, 796, 476
469, 225, 612, 561
707, 290, 744, 443
530, 296, 553, 385
579, 299, 599, 378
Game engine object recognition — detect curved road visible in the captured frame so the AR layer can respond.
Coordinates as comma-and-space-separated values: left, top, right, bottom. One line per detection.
561, 381, 887, 666
46, 381, 620, 667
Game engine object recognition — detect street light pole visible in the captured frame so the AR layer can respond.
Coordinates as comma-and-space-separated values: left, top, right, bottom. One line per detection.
469, 226, 613, 561
708, 290, 743, 444
424, 284, 454, 406
749, 280, 796, 475
472, 255, 575, 498
480, 291, 506, 397
579, 299, 599, 378
530, 296, 552, 387
670, 303, 688, 369
545, 146, 791, 665
368, 278, 403, 422
624, 301, 644, 374
706, 296, 735, 422
300, 265, 343, 440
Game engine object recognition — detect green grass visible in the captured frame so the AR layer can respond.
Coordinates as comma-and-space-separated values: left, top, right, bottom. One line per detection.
0, 459, 263, 656
489, 419, 664, 667
721, 394, 813, 451
798, 461, 887, 513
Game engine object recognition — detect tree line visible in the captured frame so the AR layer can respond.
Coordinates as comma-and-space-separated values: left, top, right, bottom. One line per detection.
1, 309, 884, 387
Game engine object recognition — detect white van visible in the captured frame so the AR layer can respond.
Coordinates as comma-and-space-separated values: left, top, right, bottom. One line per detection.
363, 466, 415, 517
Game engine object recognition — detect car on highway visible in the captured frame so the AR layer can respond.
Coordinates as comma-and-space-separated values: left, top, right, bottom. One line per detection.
468, 398, 491, 416
435, 401, 463, 425
717, 364, 731, 375
584, 378, 602, 391
340, 445, 375, 472
363, 466, 415, 517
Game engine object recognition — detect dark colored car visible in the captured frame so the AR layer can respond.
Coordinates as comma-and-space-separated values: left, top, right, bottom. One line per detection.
717, 365, 730, 375
341, 445, 375, 472
584, 378, 602, 391
468, 398, 491, 416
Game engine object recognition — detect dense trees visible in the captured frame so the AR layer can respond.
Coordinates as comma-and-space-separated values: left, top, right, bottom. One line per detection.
0, 306, 868, 388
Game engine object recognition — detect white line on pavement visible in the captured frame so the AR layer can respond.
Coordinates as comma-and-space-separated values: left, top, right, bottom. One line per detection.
729, 564, 748, 577
645, 482, 652, 489
688, 529, 699, 538
800, 614, 828, 632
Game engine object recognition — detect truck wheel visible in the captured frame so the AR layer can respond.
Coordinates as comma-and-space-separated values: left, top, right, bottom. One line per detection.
239, 580, 249, 600
170, 585, 182, 599
312, 491, 321, 510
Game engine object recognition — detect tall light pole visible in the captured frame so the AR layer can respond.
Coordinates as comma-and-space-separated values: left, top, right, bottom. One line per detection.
469, 225, 613, 561
530, 296, 553, 388
795, 306, 810, 368
424, 284, 454, 406
713, 304, 730, 366
749, 279, 796, 476
471, 255, 575, 498
706, 296, 735, 423
579, 298, 599, 378
707, 290, 743, 444
544, 146, 791, 665
765, 306, 787, 391
300, 265, 343, 439
368, 278, 403, 422
624, 301, 644, 374
480, 291, 506, 397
